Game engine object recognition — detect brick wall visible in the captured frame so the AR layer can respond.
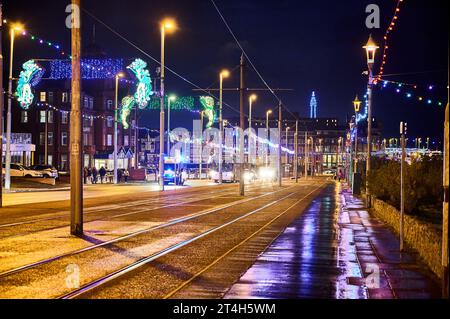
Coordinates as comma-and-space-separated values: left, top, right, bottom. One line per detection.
370, 197, 443, 279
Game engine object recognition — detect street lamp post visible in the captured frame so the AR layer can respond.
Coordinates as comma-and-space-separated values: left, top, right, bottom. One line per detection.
265, 109, 272, 166
113, 72, 124, 184
218, 70, 229, 184
353, 95, 362, 174
285, 126, 290, 168
199, 111, 204, 180
167, 95, 176, 156
363, 35, 379, 206
5, 23, 23, 191
159, 18, 176, 191
248, 94, 257, 132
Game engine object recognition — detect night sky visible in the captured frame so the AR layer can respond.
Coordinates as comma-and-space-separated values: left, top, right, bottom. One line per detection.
3, 0, 449, 143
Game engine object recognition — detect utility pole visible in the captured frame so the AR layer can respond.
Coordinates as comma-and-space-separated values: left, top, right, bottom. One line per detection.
400, 121, 407, 252
239, 54, 245, 196
70, 0, 83, 236
443, 102, 449, 298
294, 120, 298, 183
0, 1, 4, 207
278, 102, 282, 187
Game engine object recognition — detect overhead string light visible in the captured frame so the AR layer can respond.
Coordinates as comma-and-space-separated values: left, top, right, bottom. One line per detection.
377, 0, 404, 82
377, 81, 445, 106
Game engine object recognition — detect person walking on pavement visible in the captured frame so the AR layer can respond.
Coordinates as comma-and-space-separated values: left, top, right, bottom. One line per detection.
123, 169, 130, 183
83, 167, 88, 184
92, 167, 98, 184
99, 166, 107, 184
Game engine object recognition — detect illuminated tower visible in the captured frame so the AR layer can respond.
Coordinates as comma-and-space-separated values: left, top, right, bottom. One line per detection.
310, 91, 317, 118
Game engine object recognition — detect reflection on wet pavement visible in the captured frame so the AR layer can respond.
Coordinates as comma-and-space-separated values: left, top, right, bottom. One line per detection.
224, 183, 441, 299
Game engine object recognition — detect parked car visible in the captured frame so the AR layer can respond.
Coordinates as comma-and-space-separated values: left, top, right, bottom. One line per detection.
28, 165, 59, 178
2, 163, 43, 178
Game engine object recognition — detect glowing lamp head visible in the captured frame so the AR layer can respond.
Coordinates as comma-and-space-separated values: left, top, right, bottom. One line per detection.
249, 94, 257, 102
353, 95, 362, 112
116, 72, 125, 79
220, 69, 230, 79
267, 110, 272, 116
363, 35, 379, 65
11, 23, 24, 32
168, 95, 177, 102
161, 18, 177, 33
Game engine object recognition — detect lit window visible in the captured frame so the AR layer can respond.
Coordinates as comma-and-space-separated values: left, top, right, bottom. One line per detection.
39, 110, 46, 123
47, 110, 54, 123
21, 111, 28, 123
40, 92, 46, 102
62, 92, 69, 103
61, 132, 68, 146
107, 134, 113, 146
47, 132, 54, 145
61, 112, 69, 124
107, 116, 113, 128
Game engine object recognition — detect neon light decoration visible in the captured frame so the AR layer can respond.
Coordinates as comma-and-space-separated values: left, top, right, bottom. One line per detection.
15, 60, 45, 109
127, 59, 153, 109
200, 96, 216, 128
120, 96, 136, 129
49, 58, 124, 79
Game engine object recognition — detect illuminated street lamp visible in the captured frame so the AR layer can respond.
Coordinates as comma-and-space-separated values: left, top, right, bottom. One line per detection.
167, 94, 177, 155
248, 94, 257, 130
5, 22, 24, 191
114, 72, 124, 184
218, 69, 230, 184
363, 35, 379, 205
285, 127, 290, 165
265, 109, 272, 166
353, 95, 362, 172
159, 18, 177, 191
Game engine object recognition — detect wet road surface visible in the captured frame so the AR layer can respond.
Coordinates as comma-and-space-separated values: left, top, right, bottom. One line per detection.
224, 183, 441, 299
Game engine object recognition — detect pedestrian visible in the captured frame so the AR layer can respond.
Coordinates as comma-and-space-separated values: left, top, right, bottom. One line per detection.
83, 167, 88, 184
87, 167, 92, 184
92, 167, 98, 184
117, 169, 123, 183
123, 169, 130, 183
99, 166, 106, 184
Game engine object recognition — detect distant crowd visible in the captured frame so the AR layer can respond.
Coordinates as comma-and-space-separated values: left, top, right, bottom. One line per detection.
83, 167, 130, 184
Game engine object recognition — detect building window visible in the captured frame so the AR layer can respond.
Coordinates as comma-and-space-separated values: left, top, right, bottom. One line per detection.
61, 112, 69, 124
124, 135, 129, 147
40, 92, 46, 102
48, 132, 54, 145
61, 154, 68, 171
61, 132, 68, 146
107, 100, 113, 110
84, 96, 89, 108
48, 92, 54, 103
62, 92, 68, 103
47, 155, 53, 166
39, 132, 45, 145
83, 133, 89, 146
107, 134, 113, 146
107, 116, 113, 128
39, 110, 46, 123
21, 111, 28, 123
47, 110, 54, 123
89, 97, 94, 109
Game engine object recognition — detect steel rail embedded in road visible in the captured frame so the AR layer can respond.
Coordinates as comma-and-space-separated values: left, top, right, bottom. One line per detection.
59, 186, 308, 299
0, 183, 297, 280
0, 182, 264, 230
163, 182, 326, 299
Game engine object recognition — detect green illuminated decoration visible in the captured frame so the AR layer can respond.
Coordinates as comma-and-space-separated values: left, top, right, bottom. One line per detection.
120, 96, 136, 129
15, 60, 45, 109
149, 96, 195, 110
200, 96, 215, 128
127, 58, 153, 109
